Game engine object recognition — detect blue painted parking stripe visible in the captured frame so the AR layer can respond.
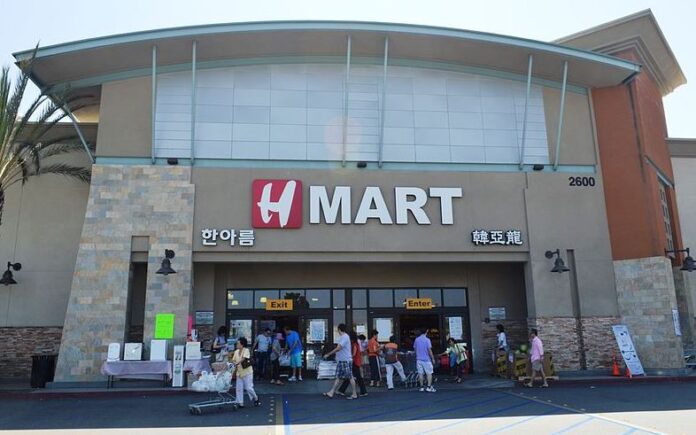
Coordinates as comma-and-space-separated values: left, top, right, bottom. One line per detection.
283, 394, 292, 435
552, 416, 594, 434
421, 399, 534, 433
484, 407, 562, 434
621, 429, 637, 435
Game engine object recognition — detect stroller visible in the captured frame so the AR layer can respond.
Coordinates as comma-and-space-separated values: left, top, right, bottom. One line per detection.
188, 363, 238, 415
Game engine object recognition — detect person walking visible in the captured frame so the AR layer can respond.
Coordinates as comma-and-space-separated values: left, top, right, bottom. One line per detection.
231, 337, 261, 408
322, 323, 357, 399
525, 328, 549, 388
269, 332, 284, 385
367, 329, 382, 387
414, 329, 436, 392
284, 325, 303, 382
253, 328, 272, 380
383, 335, 406, 390
496, 324, 508, 352
337, 330, 368, 397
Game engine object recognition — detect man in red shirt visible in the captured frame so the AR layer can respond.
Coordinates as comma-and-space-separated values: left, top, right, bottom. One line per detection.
368, 329, 382, 387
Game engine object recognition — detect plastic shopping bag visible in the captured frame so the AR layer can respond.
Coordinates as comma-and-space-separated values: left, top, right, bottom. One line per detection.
279, 352, 291, 367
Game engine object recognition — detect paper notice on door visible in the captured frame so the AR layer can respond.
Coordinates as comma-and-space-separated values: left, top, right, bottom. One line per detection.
375, 319, 392, 342
309, 320, 326, 342
448, 317, 463, 340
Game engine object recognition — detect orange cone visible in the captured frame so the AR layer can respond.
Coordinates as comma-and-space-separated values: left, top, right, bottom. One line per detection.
612, 355, 620, 376
625, 366, 632, 378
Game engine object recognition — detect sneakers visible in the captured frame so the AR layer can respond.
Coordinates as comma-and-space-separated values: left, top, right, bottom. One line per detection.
419, 387, 425, 392
425, 386, 436, 393
387, 387, 394, 390
254, 399, 262, 407
298, 376, 303, 381
541, 383, 549, 388
288, 376, 297, 382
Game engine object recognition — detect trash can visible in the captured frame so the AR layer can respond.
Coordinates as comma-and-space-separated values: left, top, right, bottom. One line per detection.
30, 354, 57, 388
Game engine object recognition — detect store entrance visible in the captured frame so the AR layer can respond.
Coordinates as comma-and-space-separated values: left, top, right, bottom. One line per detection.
399, 313, 443, 354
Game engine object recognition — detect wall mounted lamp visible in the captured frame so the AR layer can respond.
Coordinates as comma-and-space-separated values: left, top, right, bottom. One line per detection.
665, 248, 695, 272
0, 262, 22, 285
545, 249, 570, 273
156, 250, 176, 275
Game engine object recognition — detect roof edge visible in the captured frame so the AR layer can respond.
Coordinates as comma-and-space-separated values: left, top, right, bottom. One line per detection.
555, 9, 686, 96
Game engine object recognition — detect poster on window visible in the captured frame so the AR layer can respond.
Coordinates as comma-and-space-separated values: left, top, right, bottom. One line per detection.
448, 317, 463, 340
612, 325, 645, 376
309, 320, 326, 342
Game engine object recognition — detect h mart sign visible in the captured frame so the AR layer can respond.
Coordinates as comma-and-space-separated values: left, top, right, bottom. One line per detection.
252, 179, 462, 228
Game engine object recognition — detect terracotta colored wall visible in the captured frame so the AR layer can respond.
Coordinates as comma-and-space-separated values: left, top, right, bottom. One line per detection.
593, 49, 683, 261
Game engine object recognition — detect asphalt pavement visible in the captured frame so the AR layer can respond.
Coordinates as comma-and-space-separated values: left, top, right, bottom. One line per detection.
1, 381, 696, 434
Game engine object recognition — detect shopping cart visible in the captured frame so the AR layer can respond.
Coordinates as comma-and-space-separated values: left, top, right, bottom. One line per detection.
398, 351, 438, 389
188, 363, 238, 415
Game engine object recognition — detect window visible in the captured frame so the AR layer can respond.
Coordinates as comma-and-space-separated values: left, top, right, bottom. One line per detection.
333, 310, 346, 343
443, 288, 467, 307
254, 290, 279, 309
418, 288, 442, 307
306, 289, 331, 308
658, 183, 674, 252
352, 289, 367, 308
369, 289, 394, 307
332, 289, 345, 309
227, 290, 253, 309
394, 288, 418, 307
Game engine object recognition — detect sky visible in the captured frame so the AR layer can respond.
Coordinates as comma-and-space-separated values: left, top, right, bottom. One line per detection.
1, 0, 693, 137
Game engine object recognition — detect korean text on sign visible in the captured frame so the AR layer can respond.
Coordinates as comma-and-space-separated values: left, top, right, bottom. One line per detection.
201, 228, 255, 247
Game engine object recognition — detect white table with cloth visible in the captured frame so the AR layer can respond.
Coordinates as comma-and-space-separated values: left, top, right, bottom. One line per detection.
101, 360, 172, 388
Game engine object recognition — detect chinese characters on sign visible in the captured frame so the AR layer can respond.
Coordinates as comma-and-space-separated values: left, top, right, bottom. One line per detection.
201, 229, 255, 247
471, 230, 523, 246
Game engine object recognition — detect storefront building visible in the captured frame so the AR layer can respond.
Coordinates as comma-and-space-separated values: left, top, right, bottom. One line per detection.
1, 10, 693, 383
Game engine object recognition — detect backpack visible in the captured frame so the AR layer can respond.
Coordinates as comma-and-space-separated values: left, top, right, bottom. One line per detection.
384, 346, 398, 364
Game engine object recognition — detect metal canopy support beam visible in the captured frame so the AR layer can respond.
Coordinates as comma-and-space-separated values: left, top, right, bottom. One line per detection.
553, 60, 568, 171
378, 37, 389, 168
63, 105, 95, 164
190, 41, 197, 166
519, 54, 533, 169
151, 45, 157, 164
341, 36, 351, 167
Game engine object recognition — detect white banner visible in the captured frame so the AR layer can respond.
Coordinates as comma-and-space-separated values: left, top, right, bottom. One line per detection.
612, 325, 645, 376
172, 345, 184, 388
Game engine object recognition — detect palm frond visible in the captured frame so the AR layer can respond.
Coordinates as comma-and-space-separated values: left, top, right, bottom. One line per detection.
37, 163, 91, 183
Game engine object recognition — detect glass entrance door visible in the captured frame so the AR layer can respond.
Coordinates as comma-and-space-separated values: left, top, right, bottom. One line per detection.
303, 317, 329, 372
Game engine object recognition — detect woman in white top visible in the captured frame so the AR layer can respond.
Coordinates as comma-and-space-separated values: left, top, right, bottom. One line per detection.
496, 324, 508, 351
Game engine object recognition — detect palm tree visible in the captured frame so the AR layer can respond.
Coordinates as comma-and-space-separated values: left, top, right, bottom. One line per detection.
0, 49, 92, 225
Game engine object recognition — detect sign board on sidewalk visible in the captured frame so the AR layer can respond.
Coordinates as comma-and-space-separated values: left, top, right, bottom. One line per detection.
612, 325, 645, 376
172, 345, 184, 388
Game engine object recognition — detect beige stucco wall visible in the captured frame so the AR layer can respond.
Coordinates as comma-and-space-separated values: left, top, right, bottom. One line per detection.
672, 156, 696, 314
96, 77, 151, 158
0, 154, 90, 327
544, 89, 597, 166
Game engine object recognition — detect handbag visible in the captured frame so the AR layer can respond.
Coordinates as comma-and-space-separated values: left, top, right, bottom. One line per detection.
279, 352, 291, 367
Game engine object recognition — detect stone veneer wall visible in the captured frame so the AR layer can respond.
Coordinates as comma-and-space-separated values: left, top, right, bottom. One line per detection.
614, 256, 684, 369
528, 316, 619, 370
54, 165, 194, 382
0, 327, 62, 379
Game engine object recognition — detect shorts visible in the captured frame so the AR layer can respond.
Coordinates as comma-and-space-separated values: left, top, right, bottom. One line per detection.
335, 361, 353, 380
531, 360, 543, 371
416, 360, 434, 376
290, 353, 303, 368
